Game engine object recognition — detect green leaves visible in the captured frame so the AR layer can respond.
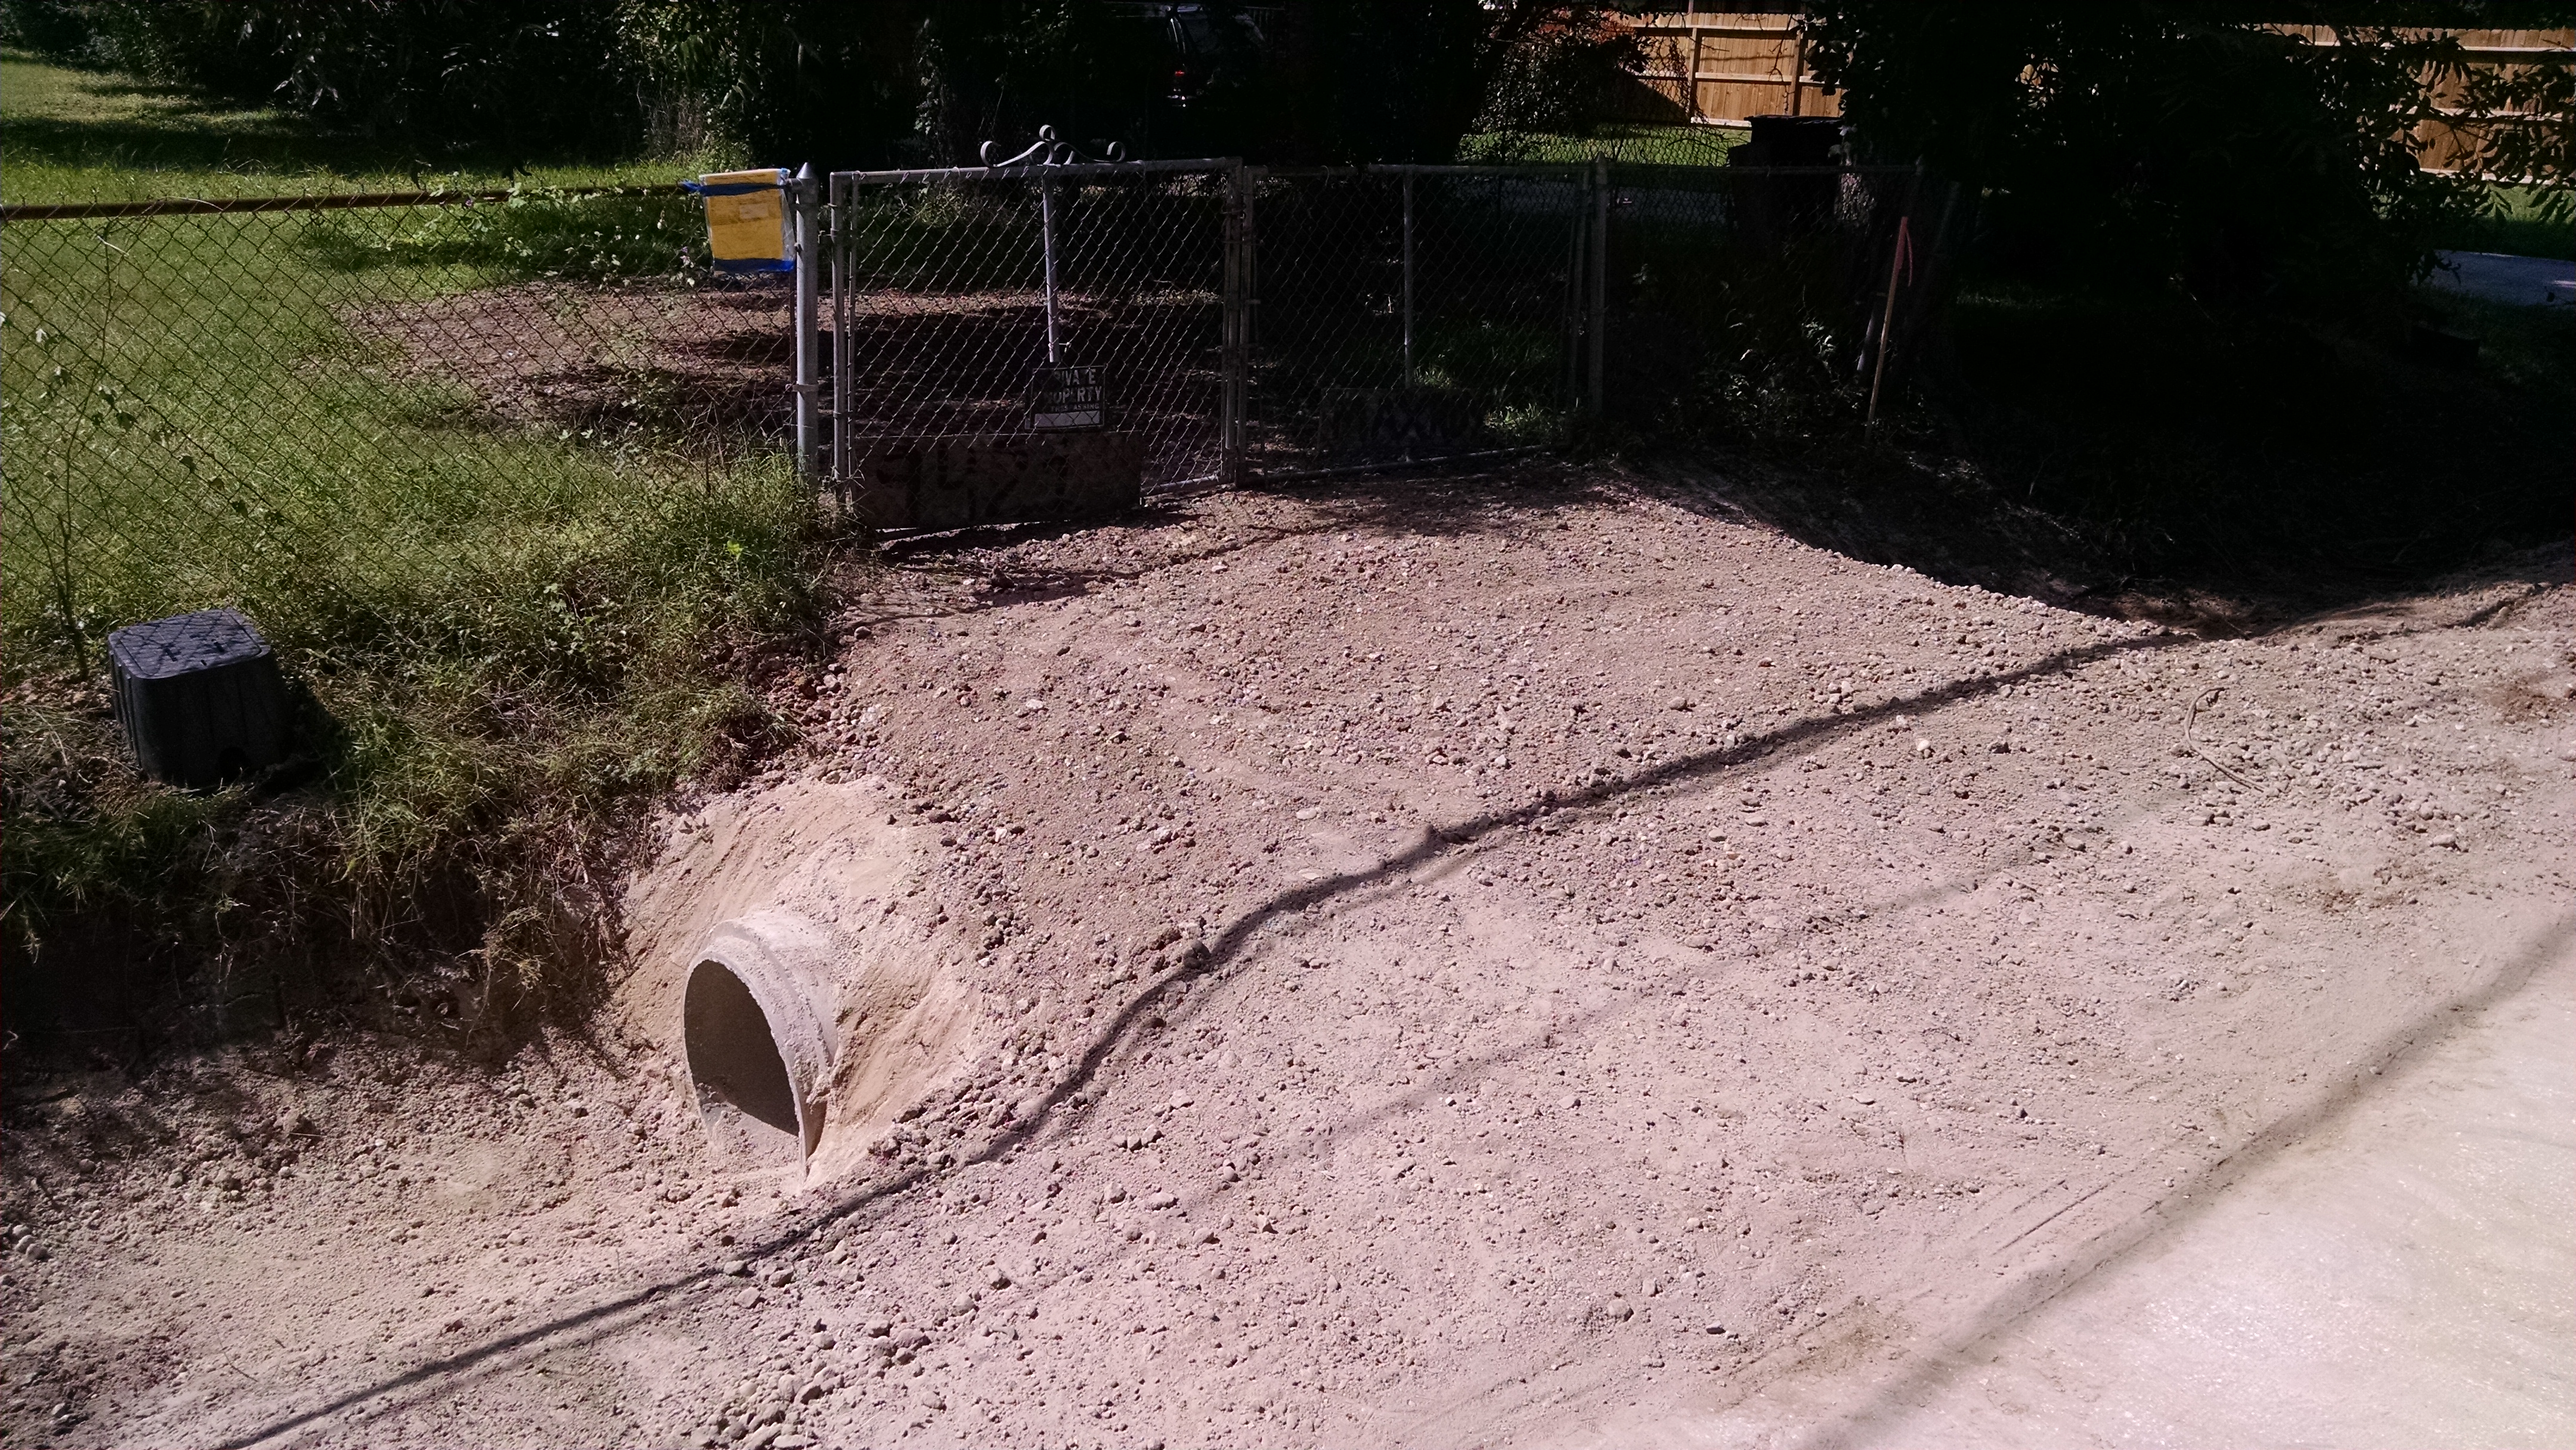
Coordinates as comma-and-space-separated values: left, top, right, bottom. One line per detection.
2450, 52, 2574, 221
1800, 7, 2498, 306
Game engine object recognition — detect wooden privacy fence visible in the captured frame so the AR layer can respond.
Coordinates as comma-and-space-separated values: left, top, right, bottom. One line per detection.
2271, 26, 2574, 176
1621, 10, 1838, 128
1611, 11, 2569, 179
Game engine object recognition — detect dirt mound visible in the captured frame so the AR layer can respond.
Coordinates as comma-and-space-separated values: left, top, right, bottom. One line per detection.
622, 777, 980, 1182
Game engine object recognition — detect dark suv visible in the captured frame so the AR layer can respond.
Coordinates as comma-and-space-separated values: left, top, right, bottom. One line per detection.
1099, 3, 1274, 152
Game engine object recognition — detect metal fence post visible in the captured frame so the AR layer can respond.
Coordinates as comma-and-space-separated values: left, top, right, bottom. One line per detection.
829, 172, 851, 486
791, 162, 821, 481
1563, 178, 1587, 404
1039, 176, 1061, 364
1865, 212, 1911, 425
1586, 159, 1608, 417
1221, 160, 1250, 488
1401, 169, 1416, 388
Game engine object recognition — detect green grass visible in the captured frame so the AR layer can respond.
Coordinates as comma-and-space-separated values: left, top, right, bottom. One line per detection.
2431, 182, 2576, 261
1457, 122, 1745, 168
3, 49, 727, 203
2, 53, 819, 1030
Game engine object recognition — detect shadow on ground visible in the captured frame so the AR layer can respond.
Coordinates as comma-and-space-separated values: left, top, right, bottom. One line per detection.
888, 453, 2570, 642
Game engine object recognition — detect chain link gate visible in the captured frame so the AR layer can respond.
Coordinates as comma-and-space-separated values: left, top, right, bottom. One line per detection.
810, 157, 1615, 529
820, 158, 1245, 530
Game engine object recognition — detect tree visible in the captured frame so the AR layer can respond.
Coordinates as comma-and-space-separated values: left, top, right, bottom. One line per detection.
914, 2, 1634, 166
26, 1, 646, 161
4, 0, 1658, 169
1470, 6, 1649, 142
620, 1, 921, 168
1258, 2, 1647, 163
1799, 5, 2491, 305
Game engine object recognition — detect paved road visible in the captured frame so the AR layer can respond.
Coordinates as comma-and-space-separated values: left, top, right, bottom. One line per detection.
2429, 250, 2575, 307
1617, 927, 2576, 1450
1844, 943, 2565, 1450
1837, 940, 2576, 1449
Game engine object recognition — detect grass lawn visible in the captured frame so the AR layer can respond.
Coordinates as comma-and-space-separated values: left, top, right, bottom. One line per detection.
2, 49, 716, 202
2434, 183, 2576, 261
2, 53, 818, 1030
1459, 122, 1746, 168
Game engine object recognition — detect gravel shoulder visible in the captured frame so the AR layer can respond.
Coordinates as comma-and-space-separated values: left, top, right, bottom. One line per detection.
5, 466, 2569, 1449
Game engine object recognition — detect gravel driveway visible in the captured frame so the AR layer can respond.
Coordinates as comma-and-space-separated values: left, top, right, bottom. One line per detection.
6, 466, 2568, 1449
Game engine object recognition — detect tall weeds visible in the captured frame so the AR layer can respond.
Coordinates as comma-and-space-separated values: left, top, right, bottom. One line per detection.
1, 191, 825, 1045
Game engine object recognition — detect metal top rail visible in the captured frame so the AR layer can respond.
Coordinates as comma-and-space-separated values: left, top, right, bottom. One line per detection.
0, 185, 682, 224
831, 157, 1240, 186
1255, 163, 1595, 178
1250, 163, 1920, 180
1, 162, 1916, 221
1608, 162, 1922, 178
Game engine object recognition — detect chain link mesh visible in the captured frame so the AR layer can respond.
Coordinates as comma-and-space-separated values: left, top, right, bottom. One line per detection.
1245, 166, 1593, 475
826, 163, 1233, 501
4, 164, 1949, 663
1, 188, 789, 664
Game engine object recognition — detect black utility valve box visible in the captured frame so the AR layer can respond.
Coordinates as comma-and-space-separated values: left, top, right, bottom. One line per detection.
107, 608, 290, 789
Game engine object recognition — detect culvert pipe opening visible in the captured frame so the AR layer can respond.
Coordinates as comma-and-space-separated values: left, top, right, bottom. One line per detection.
685, 962, 803, 1164
680, 913, 837, 1171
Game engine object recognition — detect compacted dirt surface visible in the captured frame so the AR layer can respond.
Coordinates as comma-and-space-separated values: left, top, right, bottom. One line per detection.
5, 467, 2571, 1449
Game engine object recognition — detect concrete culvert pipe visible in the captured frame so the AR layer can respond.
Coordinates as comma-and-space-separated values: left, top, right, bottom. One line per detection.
683, 912, 837, 1171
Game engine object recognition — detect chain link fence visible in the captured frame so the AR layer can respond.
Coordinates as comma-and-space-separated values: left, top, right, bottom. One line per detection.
0, 187, 795, 667
1600, 163, 1953, 432
1243, 166, 1596, 478
3, 161, 1952, 668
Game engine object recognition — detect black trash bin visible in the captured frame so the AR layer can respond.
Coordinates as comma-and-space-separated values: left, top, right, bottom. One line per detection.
1736, 115, 1843, 169
107, 608, 290, 789
1732, 115, 1845, 244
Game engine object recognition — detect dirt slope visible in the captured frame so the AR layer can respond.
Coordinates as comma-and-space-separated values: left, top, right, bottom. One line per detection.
4, 467, 2569, 1449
